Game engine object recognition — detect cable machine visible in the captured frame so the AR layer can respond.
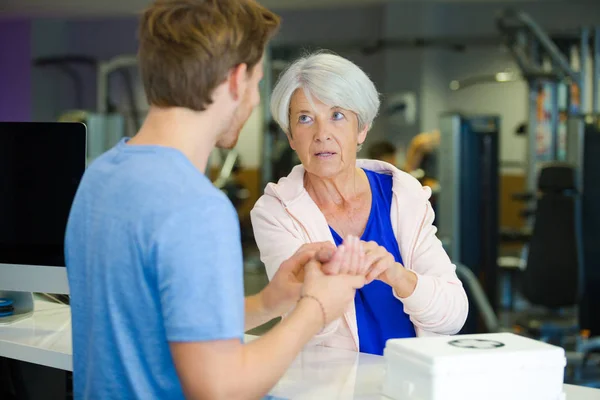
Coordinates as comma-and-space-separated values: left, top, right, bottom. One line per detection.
497, 10, 600, 337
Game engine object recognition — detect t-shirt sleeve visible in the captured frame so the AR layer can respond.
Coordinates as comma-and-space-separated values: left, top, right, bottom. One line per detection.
153, 197, 244, 342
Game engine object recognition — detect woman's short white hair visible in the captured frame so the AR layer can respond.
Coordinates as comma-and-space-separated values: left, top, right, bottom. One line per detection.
270, 51, 380, 136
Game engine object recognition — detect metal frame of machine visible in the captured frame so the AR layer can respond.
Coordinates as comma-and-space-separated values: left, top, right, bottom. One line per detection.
437, 113, 501, 333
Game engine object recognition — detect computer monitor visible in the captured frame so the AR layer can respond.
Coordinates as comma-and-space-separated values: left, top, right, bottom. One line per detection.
0, 122, 86, 295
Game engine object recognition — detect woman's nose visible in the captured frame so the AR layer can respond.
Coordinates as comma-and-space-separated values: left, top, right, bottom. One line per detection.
314, 123, 331, 142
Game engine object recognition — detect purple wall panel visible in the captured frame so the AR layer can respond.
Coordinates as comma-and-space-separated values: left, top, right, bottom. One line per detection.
0, 19, 32, 121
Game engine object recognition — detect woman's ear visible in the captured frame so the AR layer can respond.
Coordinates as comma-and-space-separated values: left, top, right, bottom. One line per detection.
286, 130, 296, 150
358, 124, 369, 146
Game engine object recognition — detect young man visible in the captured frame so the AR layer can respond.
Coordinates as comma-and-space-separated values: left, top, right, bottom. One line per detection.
64, 0, 366, 399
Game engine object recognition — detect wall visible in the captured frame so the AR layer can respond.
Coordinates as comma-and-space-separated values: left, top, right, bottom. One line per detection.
25, 1, 600, 173
273, 5, 383, 45
67, 17, 140, 113
30, 19, 74, 122
434, 47, 529, 173
0, 19, 31, 121
383, 0, 600, 177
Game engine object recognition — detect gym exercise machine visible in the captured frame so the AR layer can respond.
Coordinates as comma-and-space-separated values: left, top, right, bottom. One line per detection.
437, 113, 501, 334
497, 9, 600, 386
33, 54, 141, 164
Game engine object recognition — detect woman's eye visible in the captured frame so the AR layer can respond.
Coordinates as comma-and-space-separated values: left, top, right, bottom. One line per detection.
332, 111, 344, 120
298, 115, 312, 124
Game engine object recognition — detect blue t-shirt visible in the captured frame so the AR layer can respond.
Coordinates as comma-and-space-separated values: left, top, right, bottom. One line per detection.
329, 169, 416, 355
65, 139, 244, 399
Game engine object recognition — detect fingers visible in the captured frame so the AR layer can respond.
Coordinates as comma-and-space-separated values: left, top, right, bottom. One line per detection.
303, 259, 324, 281
340, 242, 352, 274
347, 236, 360, 275
366, 253, 396, 284
321, 242, 337, 251
358, 241, 367, 275
297, 241, 335, 255
315, 247, 335, 264
281, 249, 315, 275
320, 238, 389, 279
322, 245, 344, 275
296, 242, 337, 264
361, 240, 378, 252
363, 246, 386, 272
344, 274, 366, 289
366, 261, 388, 284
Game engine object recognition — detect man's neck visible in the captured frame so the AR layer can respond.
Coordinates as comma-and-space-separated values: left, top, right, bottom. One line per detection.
128, 106, 220, 173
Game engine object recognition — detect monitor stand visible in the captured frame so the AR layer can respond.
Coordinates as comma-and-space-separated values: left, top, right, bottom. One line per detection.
0, 291, 34, 325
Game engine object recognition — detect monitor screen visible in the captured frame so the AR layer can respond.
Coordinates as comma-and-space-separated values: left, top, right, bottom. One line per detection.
0, 122, 86, 267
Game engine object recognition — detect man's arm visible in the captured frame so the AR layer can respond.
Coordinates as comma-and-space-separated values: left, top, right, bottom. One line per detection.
158, 201, 363, 400
244, 243, 335, 332
171, 255, 365, 400
171, 296, 322, 400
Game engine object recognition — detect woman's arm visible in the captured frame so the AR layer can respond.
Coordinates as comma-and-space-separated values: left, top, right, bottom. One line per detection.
395, 200, 469, 335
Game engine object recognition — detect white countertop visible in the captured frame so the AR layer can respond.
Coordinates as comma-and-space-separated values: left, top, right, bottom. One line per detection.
0, 296, 71, 371
259, 336, 600, 400
0, 298, 598, 399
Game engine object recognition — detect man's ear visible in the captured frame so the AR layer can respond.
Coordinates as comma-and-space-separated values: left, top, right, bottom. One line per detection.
228, 63, 248, 101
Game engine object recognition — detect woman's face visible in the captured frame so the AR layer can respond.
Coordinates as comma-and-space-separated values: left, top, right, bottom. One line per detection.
288, 88, 368, 179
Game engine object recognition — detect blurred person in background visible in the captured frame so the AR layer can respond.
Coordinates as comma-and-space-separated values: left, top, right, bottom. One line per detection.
404, 129, 440, 189
367, 140, 397, 166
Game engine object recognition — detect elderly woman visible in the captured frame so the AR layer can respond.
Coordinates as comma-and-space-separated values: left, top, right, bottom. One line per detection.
250, 52, 468, 356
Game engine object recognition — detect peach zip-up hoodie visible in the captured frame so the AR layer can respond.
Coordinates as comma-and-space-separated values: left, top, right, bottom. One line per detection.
250, 159, 468, 351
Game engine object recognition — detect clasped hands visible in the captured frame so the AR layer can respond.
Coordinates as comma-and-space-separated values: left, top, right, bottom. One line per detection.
305, 236, 405, 287
261, 236, 417, 321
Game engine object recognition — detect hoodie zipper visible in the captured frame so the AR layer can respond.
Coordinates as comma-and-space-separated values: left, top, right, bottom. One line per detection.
284, 207, 312, 241
408, 202, 429, 271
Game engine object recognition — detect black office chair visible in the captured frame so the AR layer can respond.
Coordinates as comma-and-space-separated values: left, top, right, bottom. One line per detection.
516, 163, 582, 342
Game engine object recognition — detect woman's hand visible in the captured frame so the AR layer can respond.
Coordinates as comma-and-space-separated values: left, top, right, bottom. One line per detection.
321, 235, 368, 277
361, 241, 399, 285
361, 241, 418, 298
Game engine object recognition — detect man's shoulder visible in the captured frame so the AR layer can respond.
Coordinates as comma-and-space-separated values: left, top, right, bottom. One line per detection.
73, 148, 235, 228
153, 189, 239, 240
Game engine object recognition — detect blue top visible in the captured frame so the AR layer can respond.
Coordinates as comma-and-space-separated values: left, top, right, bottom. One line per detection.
65, 139, 244, 399
329, 169, 416, 355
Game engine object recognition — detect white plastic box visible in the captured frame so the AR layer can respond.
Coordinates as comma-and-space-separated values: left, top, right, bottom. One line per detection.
382, 332, 566, 400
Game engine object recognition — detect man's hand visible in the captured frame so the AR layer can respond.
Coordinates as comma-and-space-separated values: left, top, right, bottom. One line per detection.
295, 241, 336, 259
260, 242, 335, 318
301, 258, 366, 326
292, 242, 336, 281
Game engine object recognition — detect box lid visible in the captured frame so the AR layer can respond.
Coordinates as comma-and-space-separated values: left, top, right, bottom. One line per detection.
384, 333, 566, 375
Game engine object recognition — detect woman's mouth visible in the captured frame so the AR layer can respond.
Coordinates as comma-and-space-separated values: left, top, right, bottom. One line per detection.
315, 152, 336, 159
